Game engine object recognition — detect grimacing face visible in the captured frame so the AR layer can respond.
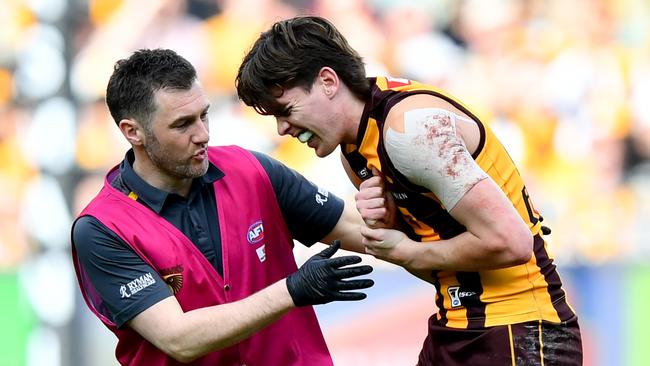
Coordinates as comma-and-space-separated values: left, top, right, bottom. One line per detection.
143, 82, 211, 181
273, 84, 343, 157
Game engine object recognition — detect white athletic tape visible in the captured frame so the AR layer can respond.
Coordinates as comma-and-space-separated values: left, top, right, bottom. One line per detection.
385, 108, 488, 210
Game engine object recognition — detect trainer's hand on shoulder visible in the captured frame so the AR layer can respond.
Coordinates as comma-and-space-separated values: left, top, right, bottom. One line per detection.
355, 168, 397, 229
286, 240, 374, 307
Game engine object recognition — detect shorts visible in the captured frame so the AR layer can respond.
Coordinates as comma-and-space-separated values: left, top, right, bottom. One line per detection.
417, 316, 582, 365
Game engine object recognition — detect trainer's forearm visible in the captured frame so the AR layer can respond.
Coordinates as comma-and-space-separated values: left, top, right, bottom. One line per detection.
321, 202, 367, 254
132, 279, 295, 363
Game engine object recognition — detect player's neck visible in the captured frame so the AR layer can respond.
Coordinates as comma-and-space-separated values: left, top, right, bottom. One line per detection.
335, 87, 366, 144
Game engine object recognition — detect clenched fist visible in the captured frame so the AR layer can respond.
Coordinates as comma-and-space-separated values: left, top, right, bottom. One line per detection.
355, 168, 397, 229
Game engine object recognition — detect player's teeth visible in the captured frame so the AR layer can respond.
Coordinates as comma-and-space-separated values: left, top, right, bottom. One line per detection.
298, 130, 314, 143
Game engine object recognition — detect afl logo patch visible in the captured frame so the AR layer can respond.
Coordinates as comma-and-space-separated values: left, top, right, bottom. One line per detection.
247, 220, 264, 244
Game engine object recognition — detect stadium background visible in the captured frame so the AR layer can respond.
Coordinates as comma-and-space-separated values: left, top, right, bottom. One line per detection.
1, 0, 649, 365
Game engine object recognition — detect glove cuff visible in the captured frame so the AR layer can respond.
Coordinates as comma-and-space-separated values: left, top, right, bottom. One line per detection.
286, 273, 307, 307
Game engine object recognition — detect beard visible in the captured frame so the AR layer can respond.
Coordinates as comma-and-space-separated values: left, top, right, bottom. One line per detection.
143, 128, 208, 179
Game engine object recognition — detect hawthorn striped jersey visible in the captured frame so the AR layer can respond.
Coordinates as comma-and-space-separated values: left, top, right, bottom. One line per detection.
342, 77, 576, 328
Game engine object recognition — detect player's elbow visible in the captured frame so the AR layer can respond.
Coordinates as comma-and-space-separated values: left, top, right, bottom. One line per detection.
507, 232, 533, 265
490, 221, 533, 266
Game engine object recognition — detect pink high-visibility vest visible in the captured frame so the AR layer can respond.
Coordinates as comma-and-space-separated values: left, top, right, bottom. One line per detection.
72, 145, 333, 366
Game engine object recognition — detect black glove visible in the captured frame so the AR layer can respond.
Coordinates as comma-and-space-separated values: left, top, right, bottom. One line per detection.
286, 240, 374, 307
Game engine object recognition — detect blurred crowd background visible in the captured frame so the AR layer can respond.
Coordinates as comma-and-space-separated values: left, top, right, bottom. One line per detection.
1, 0, 649, 365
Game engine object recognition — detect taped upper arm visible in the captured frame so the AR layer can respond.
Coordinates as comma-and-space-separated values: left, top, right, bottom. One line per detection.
384, 107, 488, 210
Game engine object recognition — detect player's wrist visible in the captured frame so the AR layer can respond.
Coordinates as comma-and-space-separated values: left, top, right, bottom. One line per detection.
395, 238, 420, 268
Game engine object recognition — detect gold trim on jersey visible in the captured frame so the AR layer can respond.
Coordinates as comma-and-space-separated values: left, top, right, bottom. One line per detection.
360, 118, 382, 171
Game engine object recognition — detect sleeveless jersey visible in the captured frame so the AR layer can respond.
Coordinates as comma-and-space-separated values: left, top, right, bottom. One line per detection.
342, 77, 576, 329
72, 145, 332, 365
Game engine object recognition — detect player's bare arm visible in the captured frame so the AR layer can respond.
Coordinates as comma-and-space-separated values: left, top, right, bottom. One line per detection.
361, 95, 533, 272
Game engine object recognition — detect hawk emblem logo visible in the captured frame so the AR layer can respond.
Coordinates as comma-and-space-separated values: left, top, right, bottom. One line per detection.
160, 265, 184, 295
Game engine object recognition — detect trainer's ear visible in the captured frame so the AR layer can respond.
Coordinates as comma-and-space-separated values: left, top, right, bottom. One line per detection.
119, 118, 144, 146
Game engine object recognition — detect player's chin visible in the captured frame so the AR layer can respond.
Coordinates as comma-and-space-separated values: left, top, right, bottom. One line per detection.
314, 143, 336, 158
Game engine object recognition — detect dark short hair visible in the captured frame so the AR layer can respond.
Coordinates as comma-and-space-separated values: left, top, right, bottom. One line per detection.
236, 16, 370, 116
106, 48, 197, 126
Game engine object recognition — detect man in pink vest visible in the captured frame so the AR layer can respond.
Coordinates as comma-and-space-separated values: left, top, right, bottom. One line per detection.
71, 48, 374, 365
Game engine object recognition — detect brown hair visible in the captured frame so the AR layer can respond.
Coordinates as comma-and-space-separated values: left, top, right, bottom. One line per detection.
236, 16, 370, 116
106, 48, 197, 127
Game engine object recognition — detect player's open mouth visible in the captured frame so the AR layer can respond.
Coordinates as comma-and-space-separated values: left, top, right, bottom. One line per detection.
297, 130, 314, 143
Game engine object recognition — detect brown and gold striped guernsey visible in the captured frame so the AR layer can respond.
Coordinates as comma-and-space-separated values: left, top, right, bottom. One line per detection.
342, 77, 576, 329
